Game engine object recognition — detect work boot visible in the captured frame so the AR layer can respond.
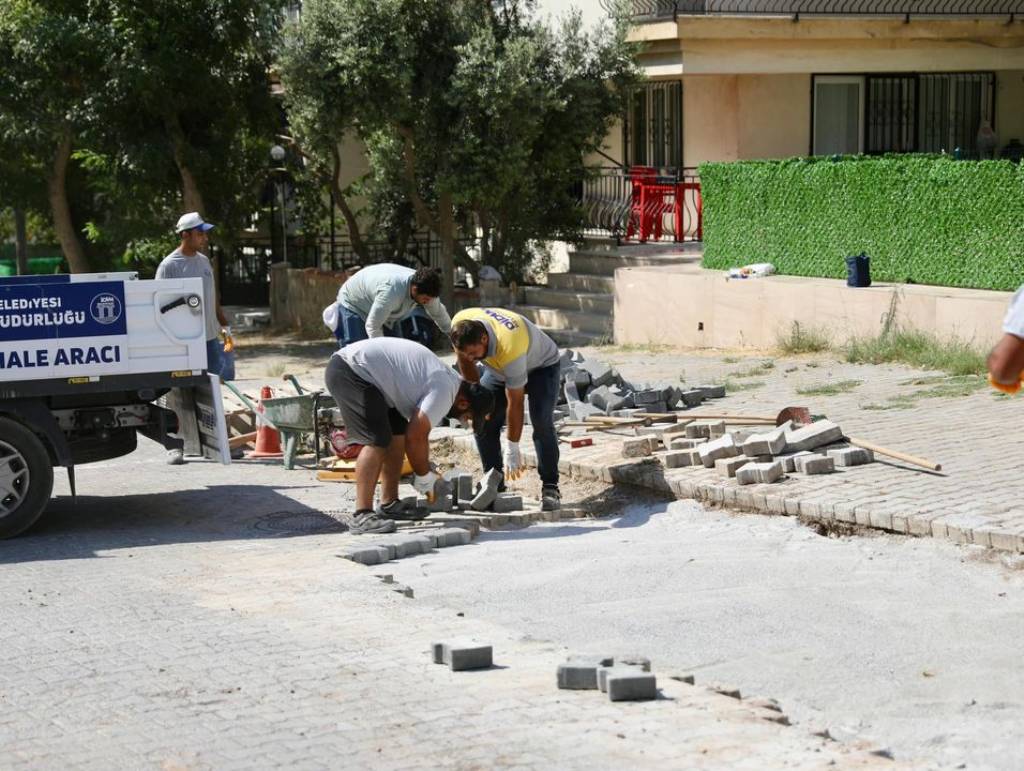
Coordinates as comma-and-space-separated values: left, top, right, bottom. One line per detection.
378, 499, 430, 521
541, 484, 561, 512
341, 509, 396, 535
165, 448, 185, 466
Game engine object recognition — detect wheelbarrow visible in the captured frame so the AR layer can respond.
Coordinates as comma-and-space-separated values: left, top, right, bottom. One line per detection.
222, 378, 336, 470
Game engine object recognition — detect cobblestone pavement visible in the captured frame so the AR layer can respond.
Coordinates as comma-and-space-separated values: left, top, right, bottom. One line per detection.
0, 443, 894, 769
538, 346, 1024, 554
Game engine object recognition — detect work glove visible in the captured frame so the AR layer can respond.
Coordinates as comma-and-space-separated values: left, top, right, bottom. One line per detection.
413, 470, 440, 502
503, 441, 523, 481
988, 372, 1023, 395
221, 326, 235, 353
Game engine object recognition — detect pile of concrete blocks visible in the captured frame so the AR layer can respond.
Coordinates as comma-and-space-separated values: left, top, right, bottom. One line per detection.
556, 348, 726, 420
655, 418, 875, 485
556, 653, 658, 702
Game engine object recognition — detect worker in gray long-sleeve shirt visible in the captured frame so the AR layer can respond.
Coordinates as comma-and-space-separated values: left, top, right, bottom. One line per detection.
321, 263, 452, 348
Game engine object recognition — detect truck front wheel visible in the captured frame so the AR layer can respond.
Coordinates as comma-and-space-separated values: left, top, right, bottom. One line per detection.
0, 417, 55, 539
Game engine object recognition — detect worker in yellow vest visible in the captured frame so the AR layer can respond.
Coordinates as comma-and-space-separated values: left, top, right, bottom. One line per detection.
450, 307, 562, 511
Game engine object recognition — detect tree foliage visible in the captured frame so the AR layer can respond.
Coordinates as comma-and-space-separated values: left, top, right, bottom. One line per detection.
0, 0, 285, 273
279, 0, 638, 283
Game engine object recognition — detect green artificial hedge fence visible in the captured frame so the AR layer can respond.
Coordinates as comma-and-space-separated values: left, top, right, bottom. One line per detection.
699, 156, 1024, 291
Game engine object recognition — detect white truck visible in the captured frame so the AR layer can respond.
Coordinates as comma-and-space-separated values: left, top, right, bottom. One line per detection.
0, 271, 230, 538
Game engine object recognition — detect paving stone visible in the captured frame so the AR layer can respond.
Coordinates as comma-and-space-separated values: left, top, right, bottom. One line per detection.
776, 451, 813, 473
679, 389, 705, 408
418, 494, 454, 513
707, 420, 726, 438
661, 422, 691, 437
339, 545, 391, 566
598, 664, 649, 692
633, 389, 664, 406
557, 655, 615, 690
736, 461, 784, 485
644, 436, 662, 453
742, 422, 791, 456
715, 456, 751, 478
795, 455, 835, 475
376, 535, 434, 559
611, 408, 645, 418
432, 641, 493, 671
697, 384, 726, 399
669, 673, 696, 685
784, 420, 844, 452
587, 385, 613, 411
492, 494, 523, 513
663, 449, 700, 468
470, 468, 503, 511
636, 425, 666, 438
564, 380, 580, 403
744, 454, 773, 464
668, 436, 701, 450
607, 672, 658, 702
622, 437, 652, 458
698, 434, 740, 468
444, 471, 475, 503
429, 528, 473, 547
579, 359, 615, 388
828, 447, 875, 467
685, 423, 712, 439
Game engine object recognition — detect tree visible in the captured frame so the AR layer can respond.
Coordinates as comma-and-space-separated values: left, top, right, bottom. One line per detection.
0, 0, 107, 273
279, 0, 637, 293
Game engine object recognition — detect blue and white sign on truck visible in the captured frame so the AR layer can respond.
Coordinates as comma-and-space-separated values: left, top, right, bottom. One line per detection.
0, 272, 229, 538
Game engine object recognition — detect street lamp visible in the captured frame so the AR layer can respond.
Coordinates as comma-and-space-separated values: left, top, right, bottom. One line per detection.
270, 144, 288, 265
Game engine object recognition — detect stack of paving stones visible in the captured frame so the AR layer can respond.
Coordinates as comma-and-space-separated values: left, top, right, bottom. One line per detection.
556, 348, 726, 423
556, 654, 658, 702
652, 418, 874, 486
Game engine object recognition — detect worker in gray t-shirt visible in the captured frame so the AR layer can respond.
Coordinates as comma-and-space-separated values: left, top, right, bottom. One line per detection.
156, 212, 229, 373
323, 338, 493, 535
322, 263, 452, 347
156, 212, 230, 465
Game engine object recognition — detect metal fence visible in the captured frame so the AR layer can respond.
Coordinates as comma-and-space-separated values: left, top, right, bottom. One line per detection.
579, 166, 702, 243
626, 0, 1023, 19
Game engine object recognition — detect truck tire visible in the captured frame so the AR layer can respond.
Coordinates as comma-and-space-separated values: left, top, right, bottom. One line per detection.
0, 417, 55, 539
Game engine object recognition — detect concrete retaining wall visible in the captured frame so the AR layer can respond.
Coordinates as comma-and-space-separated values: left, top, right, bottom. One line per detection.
614, 265, 1012, 349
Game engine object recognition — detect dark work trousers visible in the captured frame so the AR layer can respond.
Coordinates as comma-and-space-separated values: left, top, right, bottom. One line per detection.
474, 362, 560, 488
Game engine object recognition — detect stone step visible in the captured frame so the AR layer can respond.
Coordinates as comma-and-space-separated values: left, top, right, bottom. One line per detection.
568, 251, 697, 276
546, 272, 616, 293
515, 305, 612, 335
522, 286, 613, 314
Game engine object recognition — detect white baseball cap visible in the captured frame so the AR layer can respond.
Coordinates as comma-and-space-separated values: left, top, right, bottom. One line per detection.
175, 212, 215, 234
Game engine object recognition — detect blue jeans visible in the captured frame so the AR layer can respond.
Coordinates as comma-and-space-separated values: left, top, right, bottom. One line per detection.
335, 306, 433, 348
205, 338, 224, 377
474, 362, 560, 488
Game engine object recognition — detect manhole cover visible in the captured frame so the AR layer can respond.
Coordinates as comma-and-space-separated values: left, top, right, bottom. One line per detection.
251, 510, 347, 535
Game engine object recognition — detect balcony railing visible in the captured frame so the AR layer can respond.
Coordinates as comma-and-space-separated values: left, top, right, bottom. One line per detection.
626, 0, 1023, 21
579, 166, 702, 243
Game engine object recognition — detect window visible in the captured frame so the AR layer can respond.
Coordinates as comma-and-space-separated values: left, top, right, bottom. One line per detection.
813, 73, 995, 158
624, 81, 683, 170
814, 76, 864, 155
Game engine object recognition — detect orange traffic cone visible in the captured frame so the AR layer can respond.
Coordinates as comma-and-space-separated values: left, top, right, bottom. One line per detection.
248, 385, 283, 458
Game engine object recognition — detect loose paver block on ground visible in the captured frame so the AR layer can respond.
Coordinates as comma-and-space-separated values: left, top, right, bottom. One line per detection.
557, 655, 615, 690
433, 641, 494, 671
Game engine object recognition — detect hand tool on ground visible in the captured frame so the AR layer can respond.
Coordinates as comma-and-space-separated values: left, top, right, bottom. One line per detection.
583, 415, 651, 425
843, 435, 942, 472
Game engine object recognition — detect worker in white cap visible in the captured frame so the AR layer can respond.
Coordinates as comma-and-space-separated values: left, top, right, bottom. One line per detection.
156, 212, 230, 464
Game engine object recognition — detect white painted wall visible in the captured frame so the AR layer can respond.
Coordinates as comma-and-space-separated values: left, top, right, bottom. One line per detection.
532, 0, 609, 30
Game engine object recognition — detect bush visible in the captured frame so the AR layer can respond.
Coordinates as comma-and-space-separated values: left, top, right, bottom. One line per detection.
699, 155, 1024, 291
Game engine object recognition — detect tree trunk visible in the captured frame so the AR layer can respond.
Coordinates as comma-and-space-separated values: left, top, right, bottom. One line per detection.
13, 208, 28, 275
398, 126, 477, 276
47, 129, 90, 274
438, 191, 456, 309
329, 146, 369, 263
165, 112, 206, 213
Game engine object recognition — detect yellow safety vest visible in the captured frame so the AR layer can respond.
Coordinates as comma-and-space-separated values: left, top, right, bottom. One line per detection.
451, 307, 530, 374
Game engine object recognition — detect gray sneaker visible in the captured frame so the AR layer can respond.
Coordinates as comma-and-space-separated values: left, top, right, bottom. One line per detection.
342, 509, 396, 535
541, 485, 561, 512
379, 499, 430, 521
165, 449, 185, 466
